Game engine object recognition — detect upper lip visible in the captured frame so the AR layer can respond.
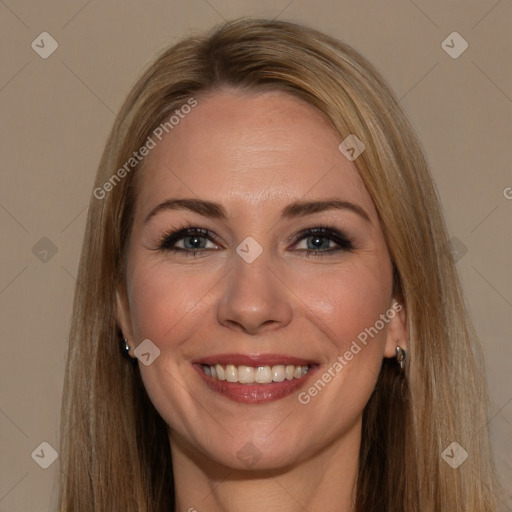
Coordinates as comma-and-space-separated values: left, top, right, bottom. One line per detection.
192, 353, 317, 367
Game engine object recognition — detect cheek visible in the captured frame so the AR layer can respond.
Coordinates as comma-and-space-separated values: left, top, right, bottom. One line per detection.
125, 260, 215, 432
303, 257, 393, 357
127, 249, 393, 354
126, 258, 214, 343
295, 258, 393, 436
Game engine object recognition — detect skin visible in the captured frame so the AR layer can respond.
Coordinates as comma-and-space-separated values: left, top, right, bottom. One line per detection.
116, 89, 408, 512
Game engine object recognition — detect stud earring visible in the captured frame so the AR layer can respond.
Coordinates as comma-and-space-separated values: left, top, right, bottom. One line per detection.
395, 341, 406, 370
120, 338, 131, 357
120, 338, 137, 366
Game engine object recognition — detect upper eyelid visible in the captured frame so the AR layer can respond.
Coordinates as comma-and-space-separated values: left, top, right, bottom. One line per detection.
290, 225, 350, 241
152, 209, 358, 237
159, 225, 352, 250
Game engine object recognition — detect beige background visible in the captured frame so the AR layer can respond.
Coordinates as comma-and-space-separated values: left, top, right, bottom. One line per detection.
1, 1, 511, 510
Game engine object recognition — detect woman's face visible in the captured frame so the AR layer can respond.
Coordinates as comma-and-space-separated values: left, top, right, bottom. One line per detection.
116, 89, 407, 470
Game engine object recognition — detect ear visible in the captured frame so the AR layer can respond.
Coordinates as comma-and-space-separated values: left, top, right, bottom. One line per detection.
383, 298, 408, 359
115, 282, 135, 358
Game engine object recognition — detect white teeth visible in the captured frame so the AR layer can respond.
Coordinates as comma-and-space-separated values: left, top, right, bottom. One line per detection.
201, 364, 310, 384
255, 365, 272, 383
272, 365, 285, 382
215, 364, 225, 381
225, 364, 237, 382
238, 365, 255, 384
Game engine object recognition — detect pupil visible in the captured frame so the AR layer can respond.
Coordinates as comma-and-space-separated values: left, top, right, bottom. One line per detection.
185, 236, 204, 249
309, 236, 328, 250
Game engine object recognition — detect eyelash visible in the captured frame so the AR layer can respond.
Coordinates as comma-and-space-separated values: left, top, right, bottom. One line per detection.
156, 222, 354, 258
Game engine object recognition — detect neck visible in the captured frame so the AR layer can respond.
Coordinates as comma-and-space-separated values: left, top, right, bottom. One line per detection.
169, 418, 361, 512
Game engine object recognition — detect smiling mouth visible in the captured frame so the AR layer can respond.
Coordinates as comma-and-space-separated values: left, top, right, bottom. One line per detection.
192, 353, 319, 403
200, 363, 310, 384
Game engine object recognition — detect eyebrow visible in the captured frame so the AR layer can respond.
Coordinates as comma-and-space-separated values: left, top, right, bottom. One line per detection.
144, 198, 371, 224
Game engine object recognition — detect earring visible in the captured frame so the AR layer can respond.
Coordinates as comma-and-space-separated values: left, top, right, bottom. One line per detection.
120, 338, 138, 367
121, 338, 130, 354
395, 343, 406, 370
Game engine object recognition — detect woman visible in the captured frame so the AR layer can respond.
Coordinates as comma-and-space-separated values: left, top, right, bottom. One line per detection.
58, 18, 501, 511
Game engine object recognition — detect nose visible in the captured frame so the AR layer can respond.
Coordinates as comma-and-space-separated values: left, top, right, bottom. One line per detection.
216, 249, 294, 335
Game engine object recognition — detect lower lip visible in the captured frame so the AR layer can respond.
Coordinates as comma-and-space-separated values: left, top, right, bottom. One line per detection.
193, 364, 318, 404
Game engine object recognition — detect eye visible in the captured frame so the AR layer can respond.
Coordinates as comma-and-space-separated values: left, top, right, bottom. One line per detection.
291, 226, 354, 257
158, 227, 219, 256
156, 224, 354, 258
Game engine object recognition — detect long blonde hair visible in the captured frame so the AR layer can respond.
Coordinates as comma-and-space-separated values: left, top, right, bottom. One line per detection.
58, 18, 501, 511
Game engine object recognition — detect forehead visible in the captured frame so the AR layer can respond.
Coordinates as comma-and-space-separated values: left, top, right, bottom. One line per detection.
135, 89, 376, 221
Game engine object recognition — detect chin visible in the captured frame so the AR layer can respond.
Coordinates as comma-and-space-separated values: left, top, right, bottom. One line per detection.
204, 443, 306, 473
